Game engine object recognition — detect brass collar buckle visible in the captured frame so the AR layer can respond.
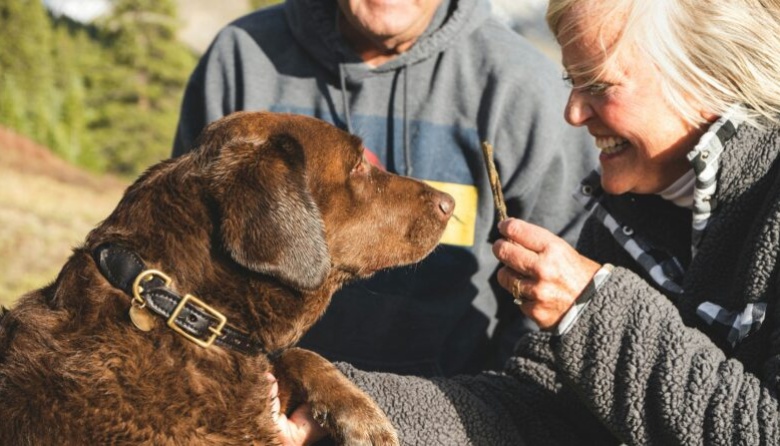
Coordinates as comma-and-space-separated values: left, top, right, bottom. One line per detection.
94, 243, 267, 356
132, 268, 228, 349
168, 293, 227, 348
132, 269, 171, 309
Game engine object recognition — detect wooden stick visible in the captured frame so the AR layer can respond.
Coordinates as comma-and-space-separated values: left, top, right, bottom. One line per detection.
481, 141, 508, 222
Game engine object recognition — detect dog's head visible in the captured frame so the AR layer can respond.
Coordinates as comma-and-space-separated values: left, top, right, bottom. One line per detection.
192, 111, 453, 292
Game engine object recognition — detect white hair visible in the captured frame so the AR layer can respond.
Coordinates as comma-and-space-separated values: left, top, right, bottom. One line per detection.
547, 0, 780, 128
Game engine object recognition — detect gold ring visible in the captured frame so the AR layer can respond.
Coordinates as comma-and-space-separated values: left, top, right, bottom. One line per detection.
511, 279, 525, 306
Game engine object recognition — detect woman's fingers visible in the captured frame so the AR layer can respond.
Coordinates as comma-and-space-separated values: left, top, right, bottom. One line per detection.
497, 266, 535, 305
493, 237, 538, 276
492, 218, 602, 330
493, 218, 560, 276
288, 405, 328, 444
498, 218, 555, 253
267, 373, 328, 446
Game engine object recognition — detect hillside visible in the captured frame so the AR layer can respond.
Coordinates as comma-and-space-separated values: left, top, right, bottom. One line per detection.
0, 127, 128, 307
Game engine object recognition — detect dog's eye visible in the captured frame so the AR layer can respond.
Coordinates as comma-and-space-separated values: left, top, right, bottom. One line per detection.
351, 156, 370, 176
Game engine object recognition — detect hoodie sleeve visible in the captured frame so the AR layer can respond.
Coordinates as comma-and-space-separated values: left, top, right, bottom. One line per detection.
171, 55, 210, 157
337, 333, 617, 446
171, 26, 250, 157
553, 266, 780, 444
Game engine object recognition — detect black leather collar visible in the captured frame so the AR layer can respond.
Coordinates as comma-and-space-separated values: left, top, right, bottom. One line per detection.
93, 243, 267, 356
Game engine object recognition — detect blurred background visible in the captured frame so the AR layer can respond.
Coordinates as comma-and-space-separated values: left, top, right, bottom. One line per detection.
0, 0, 556, 307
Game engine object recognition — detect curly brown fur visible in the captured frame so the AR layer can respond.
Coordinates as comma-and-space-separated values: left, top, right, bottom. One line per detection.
0, 112, 453, 445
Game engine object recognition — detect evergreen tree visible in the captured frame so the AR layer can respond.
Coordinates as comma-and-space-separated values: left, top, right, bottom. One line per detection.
91, 0, 196, 175
50, 16, 109, 172
0, 75, 26, 133
49, 23, 83, 164
0, 0, 56, 144
0, 0, 196, 176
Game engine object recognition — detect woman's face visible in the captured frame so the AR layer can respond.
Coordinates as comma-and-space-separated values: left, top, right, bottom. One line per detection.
558, 8, 707, 195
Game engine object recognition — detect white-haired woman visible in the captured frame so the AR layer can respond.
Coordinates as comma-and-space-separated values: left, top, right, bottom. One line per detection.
274, 0, 780, 443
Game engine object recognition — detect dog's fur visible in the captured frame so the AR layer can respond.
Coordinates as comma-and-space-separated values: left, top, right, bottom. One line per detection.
0, 112, 453, 445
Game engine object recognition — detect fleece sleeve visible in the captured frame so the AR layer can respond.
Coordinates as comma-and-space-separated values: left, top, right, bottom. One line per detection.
337, 333, 617, 446
337, 364, 525, 446
553, 266, 780, 444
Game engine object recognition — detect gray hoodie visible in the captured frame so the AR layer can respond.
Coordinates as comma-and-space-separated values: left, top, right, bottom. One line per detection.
172, 0, 596, 376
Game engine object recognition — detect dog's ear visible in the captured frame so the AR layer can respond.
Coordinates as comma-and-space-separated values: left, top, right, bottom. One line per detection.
210, 134, 331, 291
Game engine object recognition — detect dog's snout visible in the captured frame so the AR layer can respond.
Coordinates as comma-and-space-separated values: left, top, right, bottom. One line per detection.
436, 193, 455, 221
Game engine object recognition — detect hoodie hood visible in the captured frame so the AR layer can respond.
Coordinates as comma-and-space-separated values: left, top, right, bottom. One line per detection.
285, 0, 492, 175
285, 0, 491, 83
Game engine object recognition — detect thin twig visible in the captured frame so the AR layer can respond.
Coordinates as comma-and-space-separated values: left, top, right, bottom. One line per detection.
481, 141, 508, 222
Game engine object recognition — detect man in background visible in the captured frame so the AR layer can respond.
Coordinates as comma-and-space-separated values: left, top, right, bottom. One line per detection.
172, 0, 596, 377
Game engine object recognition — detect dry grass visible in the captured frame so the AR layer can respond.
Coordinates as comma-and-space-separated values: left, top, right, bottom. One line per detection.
0, 131, 128, 308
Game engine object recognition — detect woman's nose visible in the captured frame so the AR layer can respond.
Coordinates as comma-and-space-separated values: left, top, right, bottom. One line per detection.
564, 89, 594, 126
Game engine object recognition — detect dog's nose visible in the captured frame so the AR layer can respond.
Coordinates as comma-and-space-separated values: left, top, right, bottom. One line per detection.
436, 193, 455, 220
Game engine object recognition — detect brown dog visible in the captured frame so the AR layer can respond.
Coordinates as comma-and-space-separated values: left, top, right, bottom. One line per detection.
0, 111, 453, 445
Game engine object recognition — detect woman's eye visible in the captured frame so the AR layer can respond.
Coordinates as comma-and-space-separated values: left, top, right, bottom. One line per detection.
585, 83, 610, 96
563, 72, 612, 97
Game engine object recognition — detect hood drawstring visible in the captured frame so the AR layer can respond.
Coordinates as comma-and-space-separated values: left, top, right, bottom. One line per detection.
338, 62, 413, 176
402, 66, 412, 177
338, 63, 354, 134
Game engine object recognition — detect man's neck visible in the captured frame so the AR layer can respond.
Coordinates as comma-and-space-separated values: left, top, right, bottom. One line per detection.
336, 9, 435, 67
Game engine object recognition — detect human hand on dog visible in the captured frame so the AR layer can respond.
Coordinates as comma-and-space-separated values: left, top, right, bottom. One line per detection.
493, 218, 601, 330
267, 373, 327, 446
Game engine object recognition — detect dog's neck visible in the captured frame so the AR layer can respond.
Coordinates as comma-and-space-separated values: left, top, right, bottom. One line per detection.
78, 160, 352, 355
81, 237, 347, 355
92, 243, 275, 355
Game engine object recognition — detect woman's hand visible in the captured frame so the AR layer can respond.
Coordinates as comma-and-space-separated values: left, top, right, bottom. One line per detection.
493, 218, 601, 330
267, 374, 328, 446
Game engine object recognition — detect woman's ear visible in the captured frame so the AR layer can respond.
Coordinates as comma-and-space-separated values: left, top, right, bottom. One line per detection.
700, 110, 719, 123
210, 135, 331, 291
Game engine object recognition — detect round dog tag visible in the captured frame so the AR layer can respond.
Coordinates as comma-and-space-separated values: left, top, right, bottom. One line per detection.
129, 305, 156, 332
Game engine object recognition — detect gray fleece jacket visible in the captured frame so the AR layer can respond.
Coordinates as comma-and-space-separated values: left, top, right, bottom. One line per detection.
173, 0, 596, 376
339, 118, 780, 444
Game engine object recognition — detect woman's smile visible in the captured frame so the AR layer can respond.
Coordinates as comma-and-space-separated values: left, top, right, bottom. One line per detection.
594, 135, 629, 158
